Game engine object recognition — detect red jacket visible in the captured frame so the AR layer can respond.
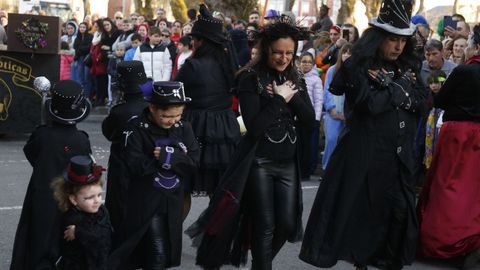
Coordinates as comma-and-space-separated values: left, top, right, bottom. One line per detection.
89, 44, 107, 76
59, 50, 74, 80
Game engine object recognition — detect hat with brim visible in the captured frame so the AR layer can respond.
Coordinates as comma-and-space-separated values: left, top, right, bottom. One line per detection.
189, 4, 227, 45
145, 81, 192, 105
117, 61, 148, 94
47, 80, 91, 125
369, 0, 416, 36
63, 155, 104, 185
264, 9, 280, 19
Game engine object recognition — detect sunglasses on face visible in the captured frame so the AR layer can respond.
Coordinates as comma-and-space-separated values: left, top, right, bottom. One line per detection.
161, 34, 170, 37
115, 17, 122, 19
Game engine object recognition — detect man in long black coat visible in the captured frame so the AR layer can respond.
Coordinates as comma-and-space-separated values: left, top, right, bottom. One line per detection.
10, 80, 92, 270
300, 0, 428, 269
102, 61, 148, 231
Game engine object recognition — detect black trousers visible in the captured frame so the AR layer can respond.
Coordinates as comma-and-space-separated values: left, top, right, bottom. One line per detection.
246, 157, 297, 270
142, 213, 170, 270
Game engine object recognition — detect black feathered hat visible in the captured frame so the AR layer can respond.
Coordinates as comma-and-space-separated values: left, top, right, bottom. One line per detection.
116, 61, 148, 94
46, 80, 91, 125
190, 4, 226, 45
369, 0, 416, 36
252, 15, 311, 43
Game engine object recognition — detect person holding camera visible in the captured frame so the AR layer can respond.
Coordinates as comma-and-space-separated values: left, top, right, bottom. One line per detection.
108, 81, 199, 269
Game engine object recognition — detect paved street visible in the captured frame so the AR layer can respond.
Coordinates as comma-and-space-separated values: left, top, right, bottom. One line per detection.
0, 111, 466, 269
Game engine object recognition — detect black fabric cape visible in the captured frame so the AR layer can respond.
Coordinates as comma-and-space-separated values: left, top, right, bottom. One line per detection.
10, 123, 92, 270
102, 94, 148, 231
299, 58, 428, 267
107, 111, 199, 270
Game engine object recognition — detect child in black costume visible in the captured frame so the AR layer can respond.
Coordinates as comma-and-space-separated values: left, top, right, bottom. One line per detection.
51, 155, 112, 270
108, 81, 199, 269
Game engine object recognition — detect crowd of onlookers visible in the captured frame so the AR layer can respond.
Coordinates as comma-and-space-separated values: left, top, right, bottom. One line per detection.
0, 5, 479, 178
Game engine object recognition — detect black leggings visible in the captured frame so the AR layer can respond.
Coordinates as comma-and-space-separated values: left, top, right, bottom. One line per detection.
246, 157, 297, 270
143, 213, 170, 270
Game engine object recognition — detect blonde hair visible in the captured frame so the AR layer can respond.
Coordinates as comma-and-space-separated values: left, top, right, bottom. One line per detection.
51, 177, 103, 212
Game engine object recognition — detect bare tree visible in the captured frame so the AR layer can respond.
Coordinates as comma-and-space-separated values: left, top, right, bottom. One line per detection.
134, 0, 154, 18
453, 0, 459, 14
204, 0, 258, 20
361, 0, 382, 21
416, 0, 425, 15
170, 0, 188, 23
337, 0, 356, 24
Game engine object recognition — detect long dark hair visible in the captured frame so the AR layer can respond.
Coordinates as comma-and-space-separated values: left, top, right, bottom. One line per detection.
240, 33, 301, 87
192, 37, 236, 90
350, 27, 420, 72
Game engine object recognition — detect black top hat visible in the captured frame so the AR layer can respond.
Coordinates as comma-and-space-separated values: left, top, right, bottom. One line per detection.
189, 4, 227, 45
47, 80, 91, 125
117, 61, 148, 94
146, 81, 192, 105
64, 155, 104, 185
369, 0, 415, 36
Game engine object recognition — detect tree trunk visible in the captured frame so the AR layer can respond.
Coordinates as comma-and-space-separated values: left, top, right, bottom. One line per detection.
453, 0, 459, 14
361, 0, 382, 21
337, 0, 355, 24
416, 0, 425, 15
84, 0, 91, 16
289, 0, 295, 11
184, 0, 203, 9
134, 0, 154, 19
170, 0, 188, 23
204, 0, 258, 20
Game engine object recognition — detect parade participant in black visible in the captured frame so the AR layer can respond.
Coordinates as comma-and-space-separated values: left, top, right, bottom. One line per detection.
300, 0, 427, 269
174, 4, 241, 196
11, 80, 92, 270
108, 81, 199, 270
51, 155, 111, 270
186, 16, 315, 270
102, 61, 148, 231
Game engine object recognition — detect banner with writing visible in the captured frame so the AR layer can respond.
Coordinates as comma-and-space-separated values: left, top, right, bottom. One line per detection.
0, 52, 59, 133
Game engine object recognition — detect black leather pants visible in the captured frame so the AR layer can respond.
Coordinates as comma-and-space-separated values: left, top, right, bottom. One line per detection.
246, 157, 297, 270
144, 213, 170, 270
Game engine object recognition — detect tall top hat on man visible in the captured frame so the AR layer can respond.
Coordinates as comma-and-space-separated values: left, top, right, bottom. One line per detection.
369, 0, 416, 36
116, 61, 148, 94
47, 80, 91, 125
189, 4, 226, 45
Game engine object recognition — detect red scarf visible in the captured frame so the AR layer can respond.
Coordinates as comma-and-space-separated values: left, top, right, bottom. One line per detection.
465, 54, 480, 65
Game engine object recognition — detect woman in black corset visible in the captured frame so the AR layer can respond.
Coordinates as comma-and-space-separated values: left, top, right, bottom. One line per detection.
186, 16, 315, 270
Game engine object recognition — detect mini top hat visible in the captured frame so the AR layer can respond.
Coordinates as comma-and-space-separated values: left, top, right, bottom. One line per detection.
369, 0, 416, 36
146, 81, 192, 105
264, 9, 280, 19
64, 155, 104, 185
47, 80, 91, 125
190, 4, 227, 45
117, 61, 148, 94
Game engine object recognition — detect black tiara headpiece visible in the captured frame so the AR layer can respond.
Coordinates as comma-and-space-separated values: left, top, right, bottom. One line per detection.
251, 15, 311, 42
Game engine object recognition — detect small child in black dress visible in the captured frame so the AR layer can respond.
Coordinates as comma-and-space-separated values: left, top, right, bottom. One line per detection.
51, 155, 111, 270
